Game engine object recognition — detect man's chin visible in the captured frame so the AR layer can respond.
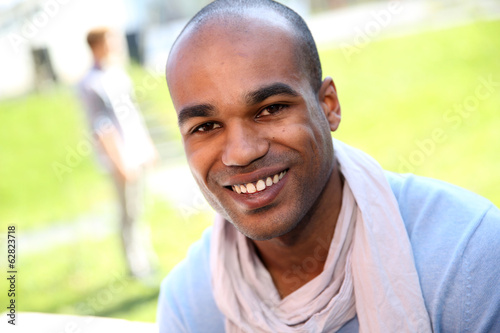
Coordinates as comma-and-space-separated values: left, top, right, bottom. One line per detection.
228, 215, 299, 242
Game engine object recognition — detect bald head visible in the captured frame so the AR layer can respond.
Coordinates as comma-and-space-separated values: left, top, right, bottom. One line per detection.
168, 0, 322, 93
163, 0, 342, 241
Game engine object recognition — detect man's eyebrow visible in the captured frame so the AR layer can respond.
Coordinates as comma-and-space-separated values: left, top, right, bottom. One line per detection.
245, 82, 300, 105
177, 104, 215, 127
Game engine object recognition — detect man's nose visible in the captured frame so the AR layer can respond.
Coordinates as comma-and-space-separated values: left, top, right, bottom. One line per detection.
221, 123, 269, 167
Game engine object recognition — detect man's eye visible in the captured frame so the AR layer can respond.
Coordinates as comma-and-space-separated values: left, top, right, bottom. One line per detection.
258, 104, 287, 117
193, 122, 221, 133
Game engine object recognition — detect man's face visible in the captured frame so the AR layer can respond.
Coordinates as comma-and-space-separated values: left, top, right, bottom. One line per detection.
167, 16, 336, 240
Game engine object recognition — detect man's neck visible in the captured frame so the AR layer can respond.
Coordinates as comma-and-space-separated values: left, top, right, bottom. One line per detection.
93, 54, 110, 70
251, 160, 344, 298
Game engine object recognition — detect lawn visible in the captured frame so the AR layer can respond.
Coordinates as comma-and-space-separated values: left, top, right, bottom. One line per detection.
5, 198, 212, 322
325, 19, 500, 205
0, 88, 111, 230
0, 19, 499, 322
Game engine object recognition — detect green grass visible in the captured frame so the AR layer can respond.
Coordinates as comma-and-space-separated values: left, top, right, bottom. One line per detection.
0, 198, 212, 322
0, 87, 111, 230
321, 20, 500, 205
0, 19, 499, 323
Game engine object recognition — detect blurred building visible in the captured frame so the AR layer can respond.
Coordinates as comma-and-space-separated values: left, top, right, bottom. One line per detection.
0, 0, 129, 97
0, 0, 314, 98
2, 0, 497, 99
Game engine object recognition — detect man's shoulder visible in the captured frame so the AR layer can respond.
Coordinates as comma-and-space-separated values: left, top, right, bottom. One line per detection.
161, 226, 212, 288
386, 171, 495, 230
157, 227, 224, 332
385, 171, 498, 266
386, 171, 492, 204
386, 172, 500, 332
79, 67, 102, 89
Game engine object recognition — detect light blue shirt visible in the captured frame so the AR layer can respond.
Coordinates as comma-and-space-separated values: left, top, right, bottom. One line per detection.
157, 172, 500, 332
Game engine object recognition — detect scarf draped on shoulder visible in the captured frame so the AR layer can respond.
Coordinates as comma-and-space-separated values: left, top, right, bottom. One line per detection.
210, 139, 432, 333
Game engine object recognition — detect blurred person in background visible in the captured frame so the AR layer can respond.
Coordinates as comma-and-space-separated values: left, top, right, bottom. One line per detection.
78, 27, 158, 279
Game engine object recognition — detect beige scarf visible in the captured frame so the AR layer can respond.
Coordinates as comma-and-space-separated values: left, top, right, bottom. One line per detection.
210, 139, 431, 332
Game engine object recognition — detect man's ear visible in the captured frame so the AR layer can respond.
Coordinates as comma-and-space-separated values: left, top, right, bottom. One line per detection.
318, 77, 341, 132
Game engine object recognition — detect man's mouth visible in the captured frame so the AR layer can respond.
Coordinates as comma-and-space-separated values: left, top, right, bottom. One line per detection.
230, 170, 287, 194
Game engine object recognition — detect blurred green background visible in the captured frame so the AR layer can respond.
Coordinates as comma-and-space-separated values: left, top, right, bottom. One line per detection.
1, 19, 499, 322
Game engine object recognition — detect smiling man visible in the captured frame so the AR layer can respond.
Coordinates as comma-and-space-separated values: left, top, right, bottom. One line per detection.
157, 1, 500, 332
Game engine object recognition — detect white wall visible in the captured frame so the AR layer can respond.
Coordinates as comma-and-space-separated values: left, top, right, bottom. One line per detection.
0, 0, 128, 98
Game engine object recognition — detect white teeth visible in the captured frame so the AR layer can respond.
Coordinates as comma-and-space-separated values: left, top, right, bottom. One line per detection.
256, 179, 266, 191
246, 183, 256, 193
231, 170, 287, 194
266, 177, 273, 186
